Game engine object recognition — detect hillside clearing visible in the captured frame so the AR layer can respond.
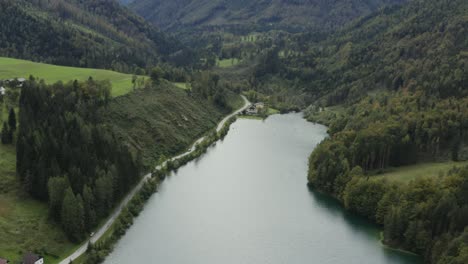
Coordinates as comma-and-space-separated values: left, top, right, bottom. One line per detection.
217, 58, 241, 68
371, 161, 468, 183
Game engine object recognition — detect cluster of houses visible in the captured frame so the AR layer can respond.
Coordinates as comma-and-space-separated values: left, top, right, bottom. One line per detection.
0, 252, 44, 264
0, 77, 26, 96
243, 102, 265, 115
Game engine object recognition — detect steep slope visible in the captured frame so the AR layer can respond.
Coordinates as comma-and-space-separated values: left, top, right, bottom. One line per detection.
127, 0, 406, 32
271, 0, 468, 104
0, 0, 191, 71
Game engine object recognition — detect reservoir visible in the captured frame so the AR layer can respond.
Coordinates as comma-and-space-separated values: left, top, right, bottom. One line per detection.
104, 113, 421, 264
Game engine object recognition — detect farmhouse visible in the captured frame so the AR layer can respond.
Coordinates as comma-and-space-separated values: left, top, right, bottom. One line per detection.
4, 77, 26, 88
245, 104, 258, 115
243, 102, 266, 115
0, 258, 9, 264
0, 86, 5, 96
22, 253, 43, 264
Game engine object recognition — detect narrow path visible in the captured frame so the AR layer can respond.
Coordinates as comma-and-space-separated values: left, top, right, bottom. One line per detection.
58, 95, 250, 264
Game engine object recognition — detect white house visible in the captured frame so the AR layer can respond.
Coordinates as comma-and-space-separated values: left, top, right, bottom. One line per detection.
0, 86, 5, 96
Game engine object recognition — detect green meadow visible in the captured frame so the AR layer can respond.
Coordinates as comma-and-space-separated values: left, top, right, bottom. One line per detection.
372, 161, 468, 183
0, 143, 77, 264
217, 58, 241, 68
0, 57, 142, 97
173, 82, 191, 90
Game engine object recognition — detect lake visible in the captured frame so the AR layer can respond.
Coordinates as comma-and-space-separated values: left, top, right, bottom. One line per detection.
104, 113, 421, 264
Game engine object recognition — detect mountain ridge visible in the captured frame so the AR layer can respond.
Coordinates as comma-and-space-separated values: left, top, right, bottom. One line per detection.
0, 0, 192, 72
127, 0, 407, 32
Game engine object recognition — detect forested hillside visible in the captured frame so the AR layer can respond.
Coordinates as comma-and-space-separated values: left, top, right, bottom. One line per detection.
0, 0, 195, 72
304, 0, 468, 262
127, 0, 406, 33
273, 0, 468, 104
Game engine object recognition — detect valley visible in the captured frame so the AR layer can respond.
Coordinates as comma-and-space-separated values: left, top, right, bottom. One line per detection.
0, 0, 467, 263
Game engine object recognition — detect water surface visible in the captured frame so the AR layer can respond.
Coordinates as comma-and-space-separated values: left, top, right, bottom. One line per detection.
104, 113, 421, 264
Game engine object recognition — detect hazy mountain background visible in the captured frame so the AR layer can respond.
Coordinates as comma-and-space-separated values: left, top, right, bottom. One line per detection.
124, 0, 407, 32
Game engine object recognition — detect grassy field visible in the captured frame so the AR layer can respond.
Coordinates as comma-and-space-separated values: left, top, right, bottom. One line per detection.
371, 161, 468, 183
0, 144, 77, 263
173, 82, 191, 90
217, 58, 241, 68
0, 57, 142, 97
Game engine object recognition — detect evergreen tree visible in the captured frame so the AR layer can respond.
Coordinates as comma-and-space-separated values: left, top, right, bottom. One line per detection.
8, 108, 16, 131
47, 177, 70, 220
83, 185, 97, 231
61, 188, 85, 242
1, 121, 12, 144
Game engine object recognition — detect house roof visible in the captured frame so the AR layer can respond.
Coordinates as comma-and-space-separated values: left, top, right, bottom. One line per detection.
23, 253, 41, 264
0, 258, 8, 264
17, 78, 26, 82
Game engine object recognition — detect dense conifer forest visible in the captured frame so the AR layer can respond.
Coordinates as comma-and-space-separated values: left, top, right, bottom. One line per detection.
16, 78, 141, 241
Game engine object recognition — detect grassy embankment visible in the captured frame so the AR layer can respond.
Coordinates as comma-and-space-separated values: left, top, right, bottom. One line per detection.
0, 57, 143, 97
101, 81, 242, 167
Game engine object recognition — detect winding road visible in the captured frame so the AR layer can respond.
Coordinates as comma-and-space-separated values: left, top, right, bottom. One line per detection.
58, 95, 250, 264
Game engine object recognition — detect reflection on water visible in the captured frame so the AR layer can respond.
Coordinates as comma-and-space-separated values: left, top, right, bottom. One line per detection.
104, 113, 422, 264
308, 187, 422, 264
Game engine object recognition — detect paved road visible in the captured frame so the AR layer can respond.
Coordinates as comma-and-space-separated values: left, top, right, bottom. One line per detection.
58, 95, 250, 264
